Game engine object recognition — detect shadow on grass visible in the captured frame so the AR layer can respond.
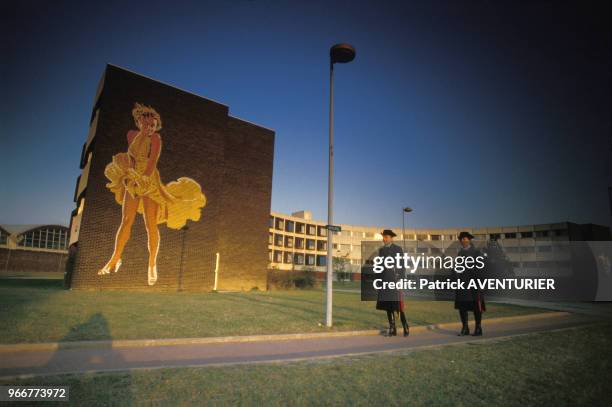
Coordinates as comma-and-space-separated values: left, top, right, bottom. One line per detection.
45, 313, 134, 404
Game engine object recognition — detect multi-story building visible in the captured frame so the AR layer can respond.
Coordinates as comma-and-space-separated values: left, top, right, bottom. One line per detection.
268, 210, 610, 276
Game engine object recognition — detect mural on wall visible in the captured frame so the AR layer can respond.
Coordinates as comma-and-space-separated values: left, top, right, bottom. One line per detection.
98, 103, 206, 285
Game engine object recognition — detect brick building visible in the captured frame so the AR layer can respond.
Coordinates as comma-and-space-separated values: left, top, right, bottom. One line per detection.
0, 224, 69, 275
68, 65, 274, 291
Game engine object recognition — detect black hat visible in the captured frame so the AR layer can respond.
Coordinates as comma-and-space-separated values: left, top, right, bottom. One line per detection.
458, 231, 474, 240
382, 229, 397, 237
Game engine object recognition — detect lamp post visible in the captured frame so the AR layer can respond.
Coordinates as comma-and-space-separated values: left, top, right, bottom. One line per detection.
326, 43, 356, 328
402, 207, 413, 252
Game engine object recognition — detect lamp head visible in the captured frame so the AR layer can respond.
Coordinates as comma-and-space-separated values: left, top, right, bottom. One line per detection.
330, 44, 356, 64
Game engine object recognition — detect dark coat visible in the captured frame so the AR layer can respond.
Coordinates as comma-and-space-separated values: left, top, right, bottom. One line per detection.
375, 243, 406, 312
453, 244, 486, 312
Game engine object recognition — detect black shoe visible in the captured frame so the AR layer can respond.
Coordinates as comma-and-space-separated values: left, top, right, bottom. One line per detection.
401, 321, 409, 337
458, 324, 470, 336
472, 325, 482, 336
389, 322, 397, 337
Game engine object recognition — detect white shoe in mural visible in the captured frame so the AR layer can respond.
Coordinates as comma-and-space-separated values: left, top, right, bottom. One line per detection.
148, 265, 158, 286
98, 259, 122, 276
97, 264, 111, 275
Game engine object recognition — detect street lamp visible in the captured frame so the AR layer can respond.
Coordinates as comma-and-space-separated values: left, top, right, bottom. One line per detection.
326, 43, 356, 328
402, 207, 413, 252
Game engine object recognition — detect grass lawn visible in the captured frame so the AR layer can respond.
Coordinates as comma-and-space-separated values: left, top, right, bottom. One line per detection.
0, 279, 548, 344
1, 322, 610, 406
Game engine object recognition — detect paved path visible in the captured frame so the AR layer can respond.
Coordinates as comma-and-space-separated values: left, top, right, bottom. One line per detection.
0, 312, 606, 379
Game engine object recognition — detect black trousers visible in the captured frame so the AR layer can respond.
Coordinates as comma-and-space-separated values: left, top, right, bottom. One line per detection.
459, 308, 482, 326
387, 310, 408, 327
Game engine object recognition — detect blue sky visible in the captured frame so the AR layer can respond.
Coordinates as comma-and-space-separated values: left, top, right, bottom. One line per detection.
1, 0, 610, 228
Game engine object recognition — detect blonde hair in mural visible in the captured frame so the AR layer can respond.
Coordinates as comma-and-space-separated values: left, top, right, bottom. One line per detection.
98, 102, 206, 285
132, 103, 162, 131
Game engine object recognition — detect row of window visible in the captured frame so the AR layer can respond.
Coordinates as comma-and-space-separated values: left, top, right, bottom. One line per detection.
270, 217, 328, 237
270, 251, 327, 266
16, 227, 69, 250
269, 217, 569, 241
511, 260, 572, 269
269, 234, 328, 251
502, 245, 567, 254
269, 250, 572, 269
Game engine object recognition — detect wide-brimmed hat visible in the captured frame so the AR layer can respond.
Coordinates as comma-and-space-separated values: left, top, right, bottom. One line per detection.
458, 231, 474, 240
381, 229, 397, 237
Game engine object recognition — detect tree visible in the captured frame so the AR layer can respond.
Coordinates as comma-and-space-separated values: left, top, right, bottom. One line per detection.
333, 255, 351, 282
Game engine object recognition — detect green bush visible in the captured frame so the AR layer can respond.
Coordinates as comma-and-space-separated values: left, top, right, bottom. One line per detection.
267, 269, 319, 290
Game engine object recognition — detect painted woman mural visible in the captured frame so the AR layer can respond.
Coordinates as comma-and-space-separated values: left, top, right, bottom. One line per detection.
97, 103, 206, 285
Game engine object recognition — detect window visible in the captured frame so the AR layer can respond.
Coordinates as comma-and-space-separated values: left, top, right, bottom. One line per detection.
504, 233, 517, 239
0, 229, 7, 245
430, 235, 441, 241
285, 221, 294, 233
274, 234, 284, 247
294, 253, 304, 265
490, 234, 501, 241
535, 231, 549, 238
306, 239, 316, 250
268, 233, 274, 245
306, 225, 316, 235
274, 251, 283, 263
306, 254, 316, 266
521, 231, 533, 238
317, 240, 327, 251
275, 218, 284, 231
17, 227, 69, 250
284, 252, 293, 264
296, 222, 305, 234
317, 226, 327, 237
284, 236, 294, 248
416, 234, 427, 241
269, 216, 274, 228
295, 237, 304, 249
316, 255, 327, 266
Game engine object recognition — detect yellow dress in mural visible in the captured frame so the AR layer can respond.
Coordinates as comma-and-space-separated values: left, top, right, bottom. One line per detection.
104, 130, 206, 230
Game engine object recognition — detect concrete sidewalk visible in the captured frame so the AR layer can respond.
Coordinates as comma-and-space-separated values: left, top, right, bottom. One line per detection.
0, 312, 605, 379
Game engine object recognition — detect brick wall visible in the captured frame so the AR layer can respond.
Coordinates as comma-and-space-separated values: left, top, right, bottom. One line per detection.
70, 65, 274, 291
0, 248, 67, 274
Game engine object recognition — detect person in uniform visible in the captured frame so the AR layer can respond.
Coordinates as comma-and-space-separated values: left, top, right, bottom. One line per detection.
375, 229, 409, 337
454, 231, 486, 336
